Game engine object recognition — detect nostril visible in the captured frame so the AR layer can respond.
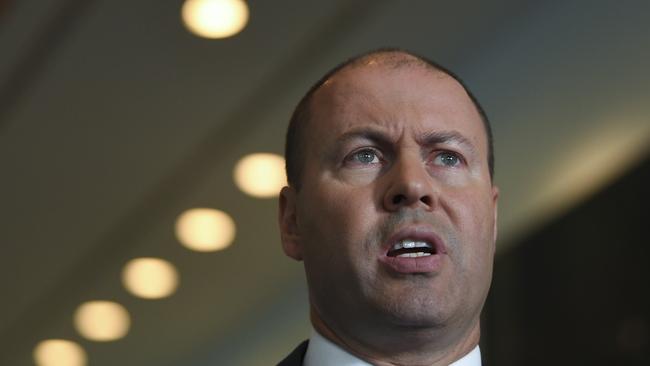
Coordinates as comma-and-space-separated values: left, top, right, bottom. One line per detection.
392, 194, 406, 205
420, 196, 433, 206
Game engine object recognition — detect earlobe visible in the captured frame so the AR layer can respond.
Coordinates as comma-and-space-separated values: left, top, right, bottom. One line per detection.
279, 186, 303, 261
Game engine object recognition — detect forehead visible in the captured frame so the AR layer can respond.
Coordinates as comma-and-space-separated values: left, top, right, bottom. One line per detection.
306, 63, 486, 148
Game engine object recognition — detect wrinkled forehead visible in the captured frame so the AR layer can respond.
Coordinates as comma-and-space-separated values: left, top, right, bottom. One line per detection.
307, 63, 482, 140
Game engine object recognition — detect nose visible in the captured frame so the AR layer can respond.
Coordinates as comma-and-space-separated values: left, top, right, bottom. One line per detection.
382, 154, 435, 212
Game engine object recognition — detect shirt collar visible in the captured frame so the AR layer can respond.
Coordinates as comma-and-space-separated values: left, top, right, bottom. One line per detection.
303, 329, 481, 366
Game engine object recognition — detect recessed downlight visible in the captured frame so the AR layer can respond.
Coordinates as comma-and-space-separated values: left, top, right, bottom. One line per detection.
74, 301, 130, 342
234, 153, 286, 198
175, 208, 236, 252
181, 0, 249, 39
122, 258, 179, 299
33, 339, 87, 366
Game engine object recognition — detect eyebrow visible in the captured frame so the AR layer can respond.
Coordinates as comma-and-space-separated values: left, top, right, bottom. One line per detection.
336, 128, 393, 146
334, 128, 478, 156
417, 130, 478, 156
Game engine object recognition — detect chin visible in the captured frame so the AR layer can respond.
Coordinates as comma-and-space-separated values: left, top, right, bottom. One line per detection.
374, 295, 454, 329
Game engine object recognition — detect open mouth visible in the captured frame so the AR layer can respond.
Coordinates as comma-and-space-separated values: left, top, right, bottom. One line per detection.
380, 228, 446, 273
387, 239, 436, 258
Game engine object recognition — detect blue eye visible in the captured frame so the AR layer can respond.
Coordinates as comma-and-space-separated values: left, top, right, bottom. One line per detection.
349, 149, 380, 164
435, 152, 461, 167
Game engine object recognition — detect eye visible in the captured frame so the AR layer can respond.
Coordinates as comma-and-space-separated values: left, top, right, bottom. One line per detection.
346, 148, 381, 165
433, 151, 462, 167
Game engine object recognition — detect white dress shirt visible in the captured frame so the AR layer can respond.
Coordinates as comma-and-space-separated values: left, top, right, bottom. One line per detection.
303, 329, 481, 366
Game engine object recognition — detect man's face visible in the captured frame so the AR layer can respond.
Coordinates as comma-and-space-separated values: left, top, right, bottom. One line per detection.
280, 62, 498, 342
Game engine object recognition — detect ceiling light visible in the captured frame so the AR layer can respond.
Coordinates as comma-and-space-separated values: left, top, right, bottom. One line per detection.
234, 153, 286, 198
122, 258, 179, 299
175, 208, 236, 252
33, 339, 87, 366
74, 301, 130, 342
181, 0, 249, 39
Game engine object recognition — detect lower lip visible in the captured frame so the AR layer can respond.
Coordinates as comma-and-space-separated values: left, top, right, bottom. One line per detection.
379, 253, 444, 274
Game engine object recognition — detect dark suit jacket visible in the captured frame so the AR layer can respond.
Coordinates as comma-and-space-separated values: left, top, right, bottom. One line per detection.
277, 340, 309, 366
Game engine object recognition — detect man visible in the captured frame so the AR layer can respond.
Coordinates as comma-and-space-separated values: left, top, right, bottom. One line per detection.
277, 48, 498, 366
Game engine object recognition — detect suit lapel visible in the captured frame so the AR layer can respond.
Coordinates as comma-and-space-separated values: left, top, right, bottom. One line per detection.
277, 340, 309, 366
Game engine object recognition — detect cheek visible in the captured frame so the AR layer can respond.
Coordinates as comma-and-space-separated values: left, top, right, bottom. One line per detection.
445, 188, 496, 268
298, 183, 380, 303
298, 182, 377, 260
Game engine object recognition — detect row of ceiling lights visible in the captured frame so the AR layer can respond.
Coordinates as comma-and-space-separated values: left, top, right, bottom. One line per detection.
36, 1, 257, 363
34, 148, 284, 365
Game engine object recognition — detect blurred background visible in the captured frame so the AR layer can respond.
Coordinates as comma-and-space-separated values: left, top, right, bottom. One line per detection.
1, 0, 648, 365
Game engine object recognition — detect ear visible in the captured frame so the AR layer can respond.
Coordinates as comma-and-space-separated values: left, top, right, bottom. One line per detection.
279, 186, 303, 261
491, 185, 499, 247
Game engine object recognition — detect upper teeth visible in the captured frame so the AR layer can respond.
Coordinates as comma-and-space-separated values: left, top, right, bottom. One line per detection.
397, 252, 431, 258
392, 240, 432, 251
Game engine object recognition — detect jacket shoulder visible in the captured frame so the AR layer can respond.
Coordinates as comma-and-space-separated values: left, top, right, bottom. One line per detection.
276, 340, 309, 366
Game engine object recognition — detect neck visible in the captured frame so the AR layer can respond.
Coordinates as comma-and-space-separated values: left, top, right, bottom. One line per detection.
310, 307, 480, 366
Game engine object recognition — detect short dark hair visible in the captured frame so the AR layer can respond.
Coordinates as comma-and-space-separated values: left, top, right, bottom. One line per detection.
285, 48, 494, 189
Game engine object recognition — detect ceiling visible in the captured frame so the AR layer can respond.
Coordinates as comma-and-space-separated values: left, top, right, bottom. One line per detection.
1, 0, 648, 365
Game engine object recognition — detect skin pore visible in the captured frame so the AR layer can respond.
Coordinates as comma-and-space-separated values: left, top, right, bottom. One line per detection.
279, 52, 498, 366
